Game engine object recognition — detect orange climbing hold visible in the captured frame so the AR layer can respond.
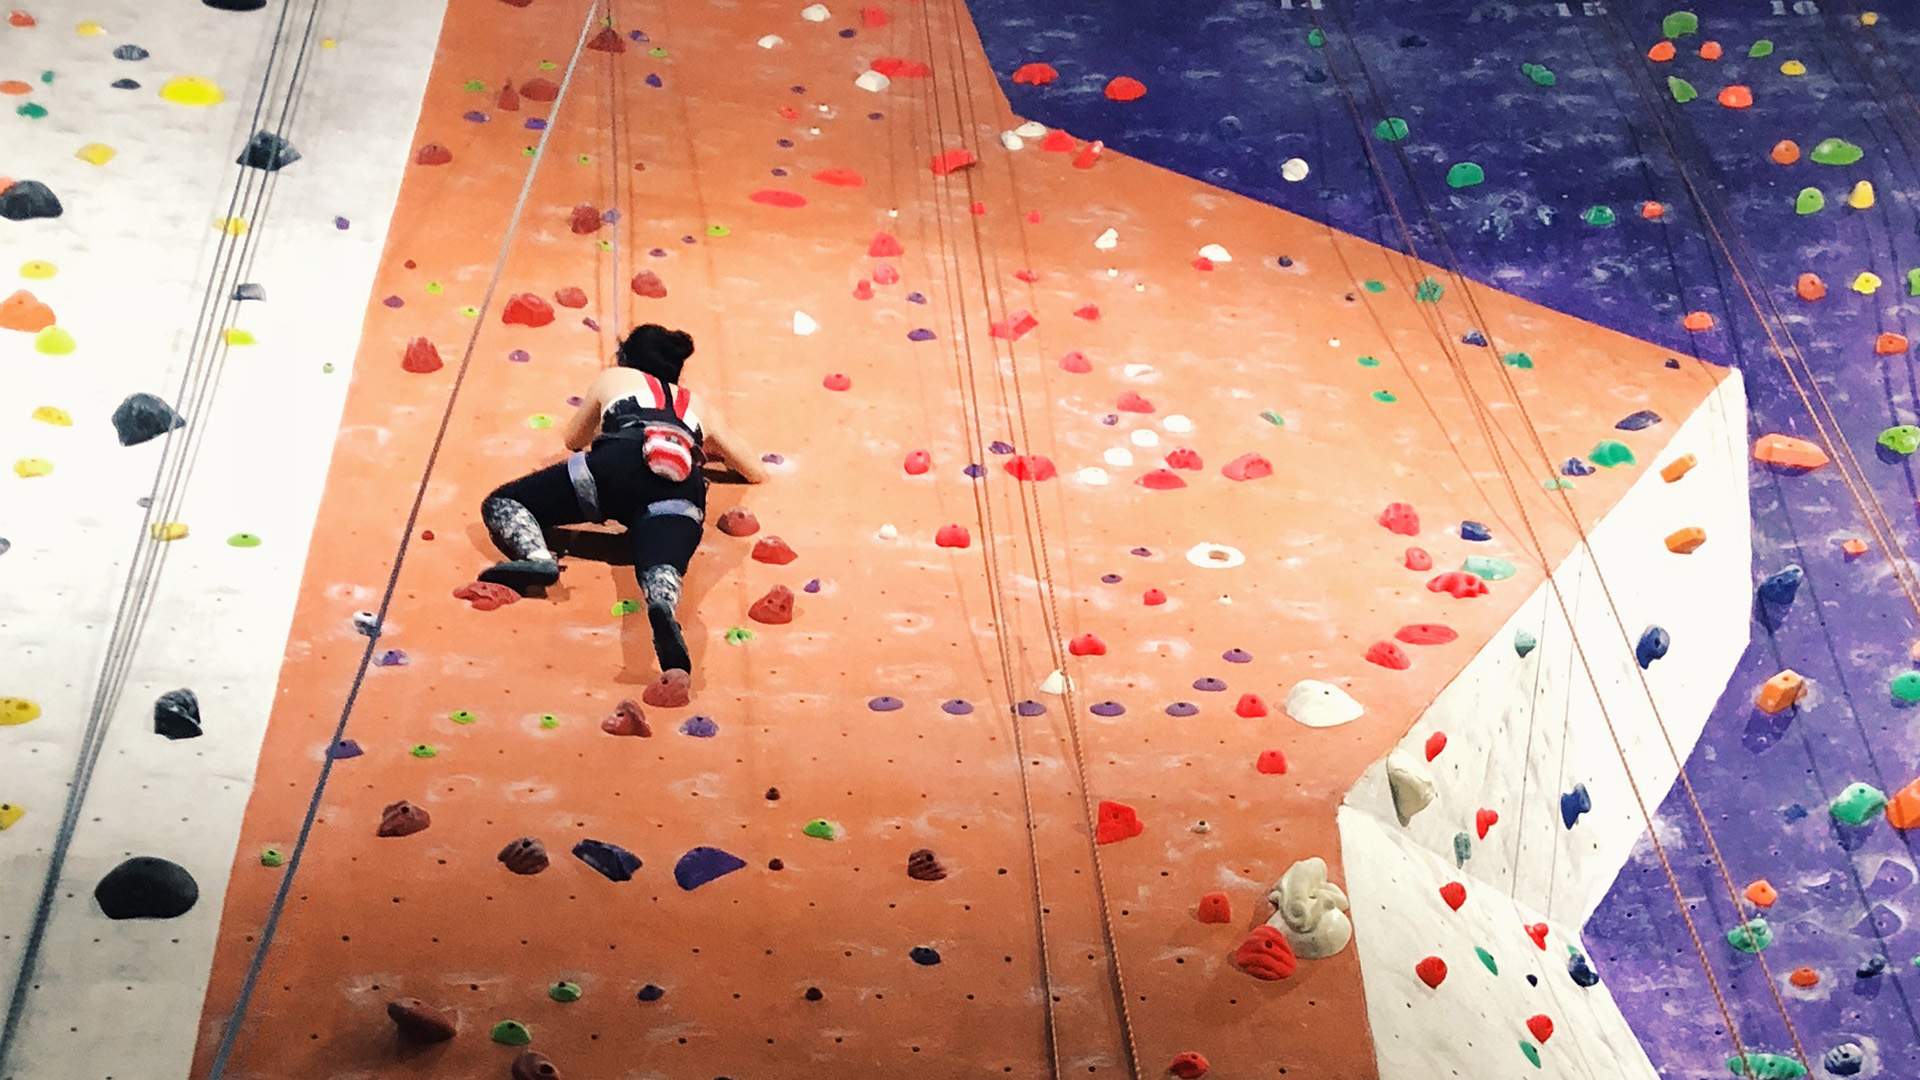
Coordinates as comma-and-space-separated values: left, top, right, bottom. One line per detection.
6, 9, 33, 28
1885, 777, 1920, 829
1788, 967, 1819, 988
1772, 139, 1801, 165
1744, 879, 1778, 907
1104, 76, 1146, 102
1842, 537, 1869, 558
1875, 332, 1909, 355
1195, 892, 1232, 924
1796, 273, 1826, 301
1640, 201, 1665, 220
1681, 311, 1715, 332
1664, 527, 1706, 554
1698, 40, 1723, 60
1717, 84, 1753, 109
0, 289, 55, 332
1754, 669, 1805, 714
1660, 454, 1696, 482
0, 79, 30, 95
1751, 433, 1829, 470
1647, 40, 1676, 62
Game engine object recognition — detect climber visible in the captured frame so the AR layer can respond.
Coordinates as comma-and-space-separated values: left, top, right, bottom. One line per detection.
478, 323, 767, 674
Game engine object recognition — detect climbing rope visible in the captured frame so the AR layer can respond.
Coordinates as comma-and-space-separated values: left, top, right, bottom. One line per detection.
0, 0, 330, 1068
201, 6, 605, 1074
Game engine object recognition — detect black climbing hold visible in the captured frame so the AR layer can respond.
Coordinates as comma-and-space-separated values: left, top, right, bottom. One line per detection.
1615, 409, 1662, 431
1525, 974, 1538, 987
1635, 626, 1669, 669
1276, 256, 1294, 268
203, 0, 269, 9
0, 180, 63, 222
1663, 358, 1681, 369
803, 986, 823, 1001
571, 838, 641, 882
1758, 564, 1803, 604
111, 78, 141, 90
1302, 68, 1327, 84
1857, 954, 1886, 978
908, 946, 941, 966
767, 857, 785, 871
0, 538, 10, 556
764, 786, 780, 801
232, 283, 265, 302
113, 393, 185, 447
1400, 33, 1428, 47
153, 688, 202, 740
1567, 950, 1600, 987
112, 44, 149, 61
95, 856, 199, 919
636, 984, 665, 1002
236, 130, 301, 172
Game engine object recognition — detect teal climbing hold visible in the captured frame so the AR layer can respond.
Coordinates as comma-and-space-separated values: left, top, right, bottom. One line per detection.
1416, 277, 1444, 302
1667, 76, 1697, 103
1796, 188, 1825, 215
1515, 628, 1538, 658
1374, 117, 1409, 142
1583, 205, 1616, 227
1521, 62, 1556, 87
1475, 946, 1498, 975
489, 1019, 533, 1046
548, 981, 583, 1003
1725, 1052, 1807, 1079
1306, 27, 1325, 48
1453, 831, 1471, 865
1463, 556, 1516, 581
1830, 782, 1887, 826
1589, 440, 1636, 467
16, 102, 48, 119
1363, 279, 1386, 293
1662, 10, 1699, 38
1748, 39, 1774, 58
1809, 137, 1864, 166
1502, 351, 1534, 369
1446, 162, 1486, 189
1878, 426, 1920, 456
1893, 671, 1920, 703
1371, 390, 1397, 403
1356, 355, 1381, 368
1260, 409, 1285, 427
1520, 1040, 1542, 1068
1727, 917, 1773, 953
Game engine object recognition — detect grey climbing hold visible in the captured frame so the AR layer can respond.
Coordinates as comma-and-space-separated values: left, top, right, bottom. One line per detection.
154, 688, 202, 740
232, 283, 265, 301
1515, 628, 1538, 657
1758, 565, 1803, 604
0, 180, 64, 221
95, 856, 199, 919
112, 393, 185, 447
1823, 1043, 1864, 1076
1452, 831, 1472, 866
1385, 749, 1435, 826
236, 130, 301, 172
112, 44, 149, 61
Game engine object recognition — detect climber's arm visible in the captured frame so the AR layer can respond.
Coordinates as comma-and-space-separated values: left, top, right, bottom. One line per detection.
699, 397, 768, 484
561, 377, 604, 452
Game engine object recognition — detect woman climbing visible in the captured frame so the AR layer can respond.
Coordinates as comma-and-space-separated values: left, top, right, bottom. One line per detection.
478, 323, 767, 675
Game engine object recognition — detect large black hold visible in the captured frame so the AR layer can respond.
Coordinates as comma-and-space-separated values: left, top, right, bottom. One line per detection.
0, 180, 63, 222
236, 131, 301, 172
96, 857, 199, 919
112, 393, 185, 447
154, 688, 202, 740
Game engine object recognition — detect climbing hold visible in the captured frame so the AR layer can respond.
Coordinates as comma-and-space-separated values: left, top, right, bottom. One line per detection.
386, 999, 457, 1043
1439, 882, 1466, 910
1167, 1051, 1211, 1079
1266, 857, 1351, 959
1011, 61, 1057, 85
1414, 955, 1448, 989
1724, 1052, 1805, 1079
1233, 693, 1266, 717
153, 688, 202, 740
906, 849, 948, 881
1460, 520, 1491, 542
1255, 749, 1288, 775
1795, 187, 1825, 215
377, 801, 431, 838
236, 130, 300, 171
1103, 75, 1146, 101
1848, 180, 1876, 209
0, 180, 63, 221
511, 1051, 561, 1080
674, 846, 747, 890
1664, 527, 1707, 554
1424, 732, 1447, 760
0, 290, 55, 332
715, 507, 759, 536
748, 585, 794, 625
502, 293, 554, 327
1386, 749, 1436, 825
1374, 117, 1409, 141
934, 524, 970, 549
908, 945, 943, 966
1569, 950, 1600, 987
1635, 626, 1670, 668
1879, 426, 1920, 456
1810, 137, 1864, 166
1750, 39, 1775, 58
1233, 926, 1298, 980
1405, 548, 1433, 571
679, 713, 720, 735
1095, 800, 1144, 844
1648, 40, 1677, 61
1716, 84, 1752, 108
1525, 1015, 1554, 1044
111, 393, 184, 446
498, 836, 550, 875
1365, 641, 1410, 670
1560, 784, 1591, 828
1831, 782, 1887, 825
1475, 808, 1499, 839
1852, 271, 1882, 294
490, 1019, 533, 1046
1662, 10, 1698, 37
95, 856, 198, 919
1823, 1044, 1865, 1076
1876, 332, 1909, 356
1445, 162, 1485, 189
572, 838, 641, 882
1745, 879, 1778, 907
1795, 272, 1826, 302
1453, 833, 1472, 865
1428, 571, 1488, 598
401, 337, 443, 374
547, 981, 583, 1004
1727, 918, 1774, 953
600, 699, 650, 738
803, 818, 843, 841
631, 270, 667, 298
1756, 670, 1805, 714
1887, 777, 1920, 829
1378, 501, 1420, 535
1220, 452, 1271, 481
929, 147, 976, 175
1590, 440, 1635, 467
751, 536, 797, 565
1285, 680, 1362, 728
1788, 967, 1818, 988
1396, 624, 1457, 646
1196, 891, 1233, 924
1515, 629, 1538, 657
0, 802, 21, 830
1461, 556, 1514, 581
1752, 433, 1829, 470
159, 75, 223, 105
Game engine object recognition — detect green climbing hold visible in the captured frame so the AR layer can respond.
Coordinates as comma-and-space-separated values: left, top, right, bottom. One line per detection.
1371, 390, 1397, 403
1502, 351, 1534, 369
463, 78, 486, 92
1907, 268, 1920, 296
1583, 205, 1616, 227
1809, 137, 1864, 166
425, 281, 444, 295
1830, 781, 1887, 826
1520, 1040, 1542, 1068
489, 1019, 533, 1046
1463, 556, 1516, 581
459, 305, 480, 319
539, 716, 559, 730
1416, 278, 1444, 302
226, 532, 262, 548
1667, 76, 1697, 103
538, 60, 558, 71
1893, 670, 1920, 703
1662, 11, 1699, 39
1475, 946, 1498, 975
39, 70, 52, 84
1725, 1052, 1807, 1079
1306, 27, 1326, 48
1356, 355, 1381, 368
1878, 425, 1920, 456
647, 46, 668, 58
260, 847, 284, 867
1748, 39, 1774, 58
1445, 162, 1485, 189
548, 981, 583, 1003
725, 626, 755, 644
1515, 628, 1538, 657
449, 709, 476, 725
1259, 409, 1285, 427
16, 102, 48, 119
803, 818, 841, 840
1726, 917, 1773, 953
705, 224, 730, 238
1795, 188, 1825, 215
1543, 477, 1575, 491
527, 414, 553, 430
1521, 62, 1555, 87
1363, 279, 1386, 293
1589, 440, 1636, 468
612, 598, 640, 617
1374, 117, 1409, 142
410, 744, 437, 759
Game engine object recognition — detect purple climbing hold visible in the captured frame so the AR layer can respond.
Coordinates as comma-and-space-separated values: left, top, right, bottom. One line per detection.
838, 27, 855, 37
601, 208, 619, 224
868, 696, 904, 712
673, 846, 747, 890
374, 649, 408, 667
1130, 546, 1153, 557
679, 715, 718, 738
1166, 702, 1198, 717
1562, 457, 1595, 477
333, 217, 350, 230
629, 29, 649, 41
963, 464, 984, 478
382, 295, 404, 308
525, 117, 548, 131
646, 73, 663, 88
1089, 701, 1126, 717
941, 699, 973, 715
1615, 409, 1661, 431
988, 440, 1015, 455
508, 349, 530, 363
582, 317, 600, 332
329, 738, 364, 760
906, 292, 926, 304
1193, 676, 1227, 692
908, 328, 936, 342
1016, 700, 1046, 717
1100, 573, 1122, 584
1222, 648, 1252, 663
1461, 329, 1488, 346
571, 838, 641, 882
463, 110, 489, 123
802, 578, 820, 593
1460, 520, 1491, 542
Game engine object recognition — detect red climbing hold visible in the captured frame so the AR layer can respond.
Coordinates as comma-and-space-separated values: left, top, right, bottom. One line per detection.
1013, 268, 1039, 283
1414, 955, 1448, 989
870, 57, 931, 78
1256, 749, 1288, 775
402, 336, 444, 374
1366, 641, 1411, 670
852, 279, 873, 301
749, 189, 807, 209
822, 373, 852, 392
903, 449, 931, 475
812, 167, 865, 188
1167, 1052, 1211, 1080
1011, 62, 1058, 86
642, 668, 692, 708
520, 77, 559, 102
1116, 390, 1154, 413
1526, 1015, 1554, 1044
1193, 257, 1215, 272
930, 147, 977, 176
1404, 547, 1432, 571
1378, 502, 1420, 535
631, 270, 667, 299
1439, 881, 1466, 910
1164, 448, 1203, 471
497, 80, 520, 111
1058, 350, 1092, 374
1068, 633, 1107, 657
1424, 732, 1447, 760
1137, 468, 1187, 490
1073, 303, 1102, 320
1221, 452, 1272, 481
751, 536, 798, 565
1234, 693, 1268, 718
860, 4, 888, 27
970, 200, 987, 216
1395, 623, 1458, 645
1427, 571, 1488, 599
934, 524, 971, 549
1040, 129, 1076, 153
749, 585, 795, 625
453, 581, 518, 612
502, 293, 555, 327
1005, 455, 1056, 482
1234, 926, 1298, 980
989, 310, 1038, 340
570, 204, 602, 234
1525, 922, 1550, 950
587, 25, 626, 52
7, 9, 37, 27
387, 999, 457, 1042
1104, 75, 1147, 101
415, 143, 452, 166
1072, 141, 1105, 169
600, 699, 650, 737
554, 286, 588, 308
1142, 588, 1166, 606
869, 231, 904, 257
1475, 807, 1499, 839
1196, 892, 1232, 924
716, 508, 759, 537
1094, 800, 1143, 844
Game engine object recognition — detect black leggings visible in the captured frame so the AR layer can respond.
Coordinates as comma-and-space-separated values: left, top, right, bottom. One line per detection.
487, 440, 706, 574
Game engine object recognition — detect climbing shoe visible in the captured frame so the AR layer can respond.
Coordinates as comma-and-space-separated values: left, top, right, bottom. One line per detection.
478, 558, 561, 595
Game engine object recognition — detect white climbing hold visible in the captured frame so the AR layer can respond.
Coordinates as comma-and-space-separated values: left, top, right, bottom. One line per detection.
1129, 428, 1160, 448
1198, 243, 1232, 263
1076, 466, 1109, 486
1184, 542, 1246, 569
1039, 669, 1072, 695
1014, 120, 1046, 138
799, 3, 831, 21
1385, 748, 1436, 826
1103, 447, 1134, 467
792, 310, 819, 336
1191, 819, 1212, 834
757, 34, 785, 48
876, 522, 898, 540
999, 130, 1024, 151
1161, 414, 1193, 434
1285, 679, 1364, 728
855, 70, 890, 93
1122, 363, 1156, 380
1093, 227, 1119, 251
1281, 157, 1310, 182
1266, 857, 1352, 960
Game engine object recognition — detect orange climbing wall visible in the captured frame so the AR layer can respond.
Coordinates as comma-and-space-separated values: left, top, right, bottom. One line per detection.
192, 0, 1729, 1076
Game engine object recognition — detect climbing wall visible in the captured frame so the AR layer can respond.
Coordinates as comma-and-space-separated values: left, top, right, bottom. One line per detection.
0, 2, 447, 1078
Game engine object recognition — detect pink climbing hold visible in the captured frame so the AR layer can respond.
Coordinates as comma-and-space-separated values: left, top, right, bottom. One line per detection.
1525, 922, 1549, 950
749, 189, 807, 208
1058, 350, 1092, 374
1256, 749, 1288, 775
872, 264, 900, 285
1068, 633, 1107, 656
751, 536, 798, 565
1379, 502, 1420, 535
1365, 641, 1410, 670
1221, 452, 1271, 481
1415, 955, 1448, 989
868, 231, 904, 257
1526, 1015, 1554, 1044
554, 286, 588, 308
415, 143, 452, 166
1395, 623, 1457, 646
749, 585, 795, 625
852, 279, 874, 300
813, 167, 865, 187
1013, 268, 1039, 283
934, 523, 971, 549
823, 373, 852, 392
502, 293, 555, 327
1137, 468, 1186, 490
1116, 391, 1155, 413
1195, 893, 1231, 924
631, 270, 667, 299
1439, 881, 1466, 910
452, 581, 518, 611
903, 449, 931, 475
1164, 448, 1203, 471
989, 310, 1038, 340
1424, 732, 1447, 761
1011, 61, 1058, 86
570, 204, 602, 234
1475, 807, 1499, 839
715, 508, 759, 537
1234, 693, 1268, 718
1005, 455, 1056, 481
402, 336, 443, 374
1427, 571, 1488, 599
1073, 303, 1102, 320
1142, 588, 1166, 606
1094, 800, 1144, 844
1404, 547, 1432, 571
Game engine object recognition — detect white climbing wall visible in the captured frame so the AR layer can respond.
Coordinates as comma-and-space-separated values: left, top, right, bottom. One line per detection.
1339, 368, 1750, 1076
0, 2, 445, 1077
1345, 367, 1751, 924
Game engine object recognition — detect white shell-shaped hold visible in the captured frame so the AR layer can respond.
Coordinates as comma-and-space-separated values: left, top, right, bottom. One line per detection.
1122, 363, 1156, 380
792, 310, 819, 336
1191, 819, 1211, 834
1076, 466, 1109, 486
1385, 748, 1436, 826
1129, 428, 1160, 448
800, 3, 831, 21
757, 34, 785, 48
1265, 857, 1353, 960
1093, 227, 1119, 251
1185, 542, 1246, 569
1285, 679, 1364, 728
854, 70, 890, 93
1103, 447, 1134, 467
1039, 668, 1072, 695
1281, 157, 1310, 182
1014, 120, 1047, 138
876, 522, 898, 540
1162, 413, 1193, 434
351, 610, 382, 638
999, 131, 1024, 151
1198, 243, 1232, 263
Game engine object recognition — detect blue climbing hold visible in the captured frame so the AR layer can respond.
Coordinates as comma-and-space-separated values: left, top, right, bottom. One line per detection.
1635, 626, 1670, 669
572, 839, 642, 882
1560, 783, 1591, 829
637, 983, 666, 1001
679, 715, 719, 738
909, 946, 942, 966
1461, 329, 1488, 346
1758, 564, 1803, 604
673, 846, 747, 891
1562, 457, 1595, 477
1460, 521, 1491, 542
1615, 409, 1662, 431
1568, 949, 1600, 987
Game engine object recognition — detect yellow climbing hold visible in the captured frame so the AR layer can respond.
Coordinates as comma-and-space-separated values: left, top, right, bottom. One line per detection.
13, 458, 52, 478
1780, 59, 1806, 76
160, 75, 225, 106
217, 216, 248, 236
33, 326, 74, 355
320, 37, 337, 48
1861, 11, 1879, 26
1853, 271, 1883, 295
31, 406, 72, 426
75, 142, 116, 166
75, 19, 104, 35
0, 698, 41, 726
0, 802, 23, 830
1848, 180, 1876, 209
150, 522, 189, 541
224, 328, 255, 346
19, 260, 55, 279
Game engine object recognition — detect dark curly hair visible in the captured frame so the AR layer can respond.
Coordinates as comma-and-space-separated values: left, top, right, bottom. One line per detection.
616, 323, 695, 384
